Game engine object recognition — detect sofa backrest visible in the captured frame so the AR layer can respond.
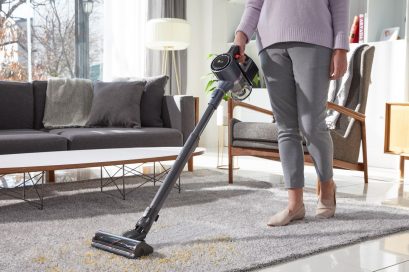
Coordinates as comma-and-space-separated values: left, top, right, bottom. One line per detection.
32, 80, 48, 129
0, 81, 34, 129
31, 80, 168, 129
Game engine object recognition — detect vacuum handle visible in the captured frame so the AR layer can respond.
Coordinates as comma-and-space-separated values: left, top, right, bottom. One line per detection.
228, 45, 241, 60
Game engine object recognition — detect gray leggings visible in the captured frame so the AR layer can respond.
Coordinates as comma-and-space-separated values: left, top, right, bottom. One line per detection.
259, 42, 333, 189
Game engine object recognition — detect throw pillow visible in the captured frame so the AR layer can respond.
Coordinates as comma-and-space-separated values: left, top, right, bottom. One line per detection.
140, 75, 169, 127
114, 75, 169, 127
86, 80, 146, 128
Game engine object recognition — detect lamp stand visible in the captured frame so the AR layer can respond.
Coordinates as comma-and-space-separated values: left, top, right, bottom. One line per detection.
161, 49, 182, 95
161, 50, 168, 75
171, 51, 182, 95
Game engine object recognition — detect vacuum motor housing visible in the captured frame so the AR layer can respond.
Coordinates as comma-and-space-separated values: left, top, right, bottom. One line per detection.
210, 45, 258, 100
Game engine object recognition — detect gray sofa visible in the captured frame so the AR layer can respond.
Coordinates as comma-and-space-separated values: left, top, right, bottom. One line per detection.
0, 81, 196, 156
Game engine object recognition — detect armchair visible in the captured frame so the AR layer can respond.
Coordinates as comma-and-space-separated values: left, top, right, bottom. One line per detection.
228, 45, 375, 185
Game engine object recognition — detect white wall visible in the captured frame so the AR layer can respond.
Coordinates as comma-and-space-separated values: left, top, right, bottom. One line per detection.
186, 0, 245, 150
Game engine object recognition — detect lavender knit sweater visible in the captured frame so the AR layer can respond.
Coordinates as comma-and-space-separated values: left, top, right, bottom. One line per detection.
236, 0, 350, 53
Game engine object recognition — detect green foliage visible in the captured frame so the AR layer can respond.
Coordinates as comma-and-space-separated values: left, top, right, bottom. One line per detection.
252, 73, 261, 88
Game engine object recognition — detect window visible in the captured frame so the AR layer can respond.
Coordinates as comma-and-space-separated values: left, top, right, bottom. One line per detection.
0, 0, 103, 81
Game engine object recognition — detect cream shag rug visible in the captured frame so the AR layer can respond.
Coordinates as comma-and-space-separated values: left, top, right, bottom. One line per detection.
1, 169, 409, 272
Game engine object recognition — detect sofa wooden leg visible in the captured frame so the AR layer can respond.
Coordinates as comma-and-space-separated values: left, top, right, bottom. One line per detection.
228, 155, 233, 184
46, 170, 55, 183
188, 157, 194, 172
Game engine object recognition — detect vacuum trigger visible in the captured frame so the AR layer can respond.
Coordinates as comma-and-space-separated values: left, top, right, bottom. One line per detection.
155, 214, 159, 222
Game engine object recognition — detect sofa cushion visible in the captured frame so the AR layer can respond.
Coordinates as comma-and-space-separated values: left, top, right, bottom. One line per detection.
32, 80, 48, 129
0, 129, 67, 155
49, 127, 183, 150
0, 81, 33, 129
86, 81, 146, 128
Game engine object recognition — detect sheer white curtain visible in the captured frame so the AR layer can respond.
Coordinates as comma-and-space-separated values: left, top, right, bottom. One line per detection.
103, 0, 148, 81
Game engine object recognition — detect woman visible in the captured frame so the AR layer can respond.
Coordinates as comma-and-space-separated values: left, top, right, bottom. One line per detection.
235, 0, 349, 226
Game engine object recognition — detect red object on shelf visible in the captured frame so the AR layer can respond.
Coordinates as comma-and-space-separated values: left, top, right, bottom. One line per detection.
349, 16, 359, 43
359, 14, 365, 43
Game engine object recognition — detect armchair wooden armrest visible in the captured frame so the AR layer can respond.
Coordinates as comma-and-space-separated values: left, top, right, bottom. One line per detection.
227, 100, 365, 123
327, 102, 366, 123
228, 99, 274, 121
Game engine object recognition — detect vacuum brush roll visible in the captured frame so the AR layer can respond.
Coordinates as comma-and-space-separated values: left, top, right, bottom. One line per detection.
92, 231, 153, 259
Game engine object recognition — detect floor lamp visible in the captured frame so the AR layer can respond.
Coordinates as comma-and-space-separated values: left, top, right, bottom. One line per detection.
146, 18, 191, 95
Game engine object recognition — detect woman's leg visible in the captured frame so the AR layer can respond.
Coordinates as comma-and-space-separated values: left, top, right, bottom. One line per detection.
260, 44, 304, 212
287, 43, 335, 201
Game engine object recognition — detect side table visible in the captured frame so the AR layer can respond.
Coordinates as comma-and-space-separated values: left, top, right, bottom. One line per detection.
384, 102, 409, 181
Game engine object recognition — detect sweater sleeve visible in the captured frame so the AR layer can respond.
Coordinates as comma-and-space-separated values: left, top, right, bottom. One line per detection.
329, 0, 350, 51
235, 0, 264, 43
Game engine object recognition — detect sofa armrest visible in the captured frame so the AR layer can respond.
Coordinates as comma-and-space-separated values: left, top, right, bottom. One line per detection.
162, 95, 197, 144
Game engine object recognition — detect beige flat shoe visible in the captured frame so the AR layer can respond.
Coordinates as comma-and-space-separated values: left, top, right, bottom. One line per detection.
267, 204, 305, 227
316, 184, 337, 219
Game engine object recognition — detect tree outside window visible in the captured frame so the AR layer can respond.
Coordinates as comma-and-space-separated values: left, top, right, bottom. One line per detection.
0, 0, 103, 81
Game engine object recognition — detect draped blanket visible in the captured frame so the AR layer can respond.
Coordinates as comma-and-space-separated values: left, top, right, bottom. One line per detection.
43, 78, 93, 128
326, 44, 367, 129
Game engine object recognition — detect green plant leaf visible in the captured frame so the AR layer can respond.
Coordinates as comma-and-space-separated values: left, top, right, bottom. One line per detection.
205, 80, 217, 93
251, 73, 261, 88
207, 53, 217, 59
223, 94, 231, 101
205, 86, 216, 94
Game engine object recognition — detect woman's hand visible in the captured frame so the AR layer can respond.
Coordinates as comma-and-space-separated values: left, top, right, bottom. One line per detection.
330, 49, 347, 80
234, 31, 248, 63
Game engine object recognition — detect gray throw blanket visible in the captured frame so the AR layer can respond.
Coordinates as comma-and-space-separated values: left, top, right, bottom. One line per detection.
43, 78, 93, 128
326, 44, 367, 129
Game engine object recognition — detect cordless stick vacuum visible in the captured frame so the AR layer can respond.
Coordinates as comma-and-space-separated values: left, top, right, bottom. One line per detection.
91, 45, 259, 258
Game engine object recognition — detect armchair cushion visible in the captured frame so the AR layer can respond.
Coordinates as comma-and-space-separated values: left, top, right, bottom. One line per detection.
231, 118, 279, 143
232, 140, 279, 150
232, 140, 309, 153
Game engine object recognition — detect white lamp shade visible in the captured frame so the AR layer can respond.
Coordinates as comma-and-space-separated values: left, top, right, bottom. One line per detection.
146, 18, 191, 51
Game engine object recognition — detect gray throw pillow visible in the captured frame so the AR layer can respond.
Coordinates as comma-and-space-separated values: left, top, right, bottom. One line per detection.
140, 75, 169, 127
114, 75, 168, 127
86, 81, 146, 128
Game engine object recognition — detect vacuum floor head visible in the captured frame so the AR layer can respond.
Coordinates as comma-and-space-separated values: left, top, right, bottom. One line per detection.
92, 230, 153, 258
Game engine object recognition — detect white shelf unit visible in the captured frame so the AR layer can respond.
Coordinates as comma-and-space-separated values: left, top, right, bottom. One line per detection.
349, 0, 409, 168
350, 0, 407, 42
